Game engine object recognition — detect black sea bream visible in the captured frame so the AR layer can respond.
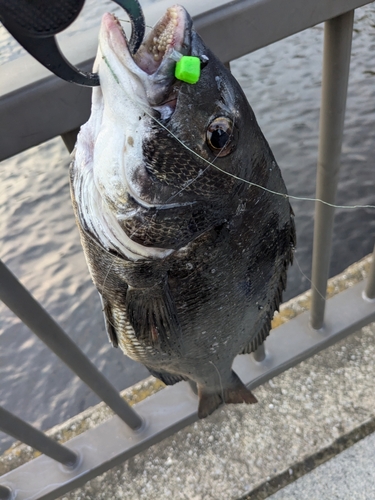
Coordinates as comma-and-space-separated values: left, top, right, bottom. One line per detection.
70, 6, 296, 418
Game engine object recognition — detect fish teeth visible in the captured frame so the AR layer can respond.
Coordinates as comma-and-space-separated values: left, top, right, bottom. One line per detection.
148, 7, 179, 61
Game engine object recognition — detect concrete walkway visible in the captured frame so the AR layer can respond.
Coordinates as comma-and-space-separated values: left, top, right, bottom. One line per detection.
62, 320, 375, 500
268, 431, 375, 500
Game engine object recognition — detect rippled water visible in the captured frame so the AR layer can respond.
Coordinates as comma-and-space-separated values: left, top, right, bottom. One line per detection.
0, 3, 374, 453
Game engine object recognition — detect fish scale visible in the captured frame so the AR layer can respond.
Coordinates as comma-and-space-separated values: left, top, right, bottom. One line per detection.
70, 5, 295, 418
142, 127, 235, 198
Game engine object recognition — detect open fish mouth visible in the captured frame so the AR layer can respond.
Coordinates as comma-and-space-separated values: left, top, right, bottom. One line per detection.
133, 6, 190, 72
100, 6, 192, 110
72, 7, 196, 261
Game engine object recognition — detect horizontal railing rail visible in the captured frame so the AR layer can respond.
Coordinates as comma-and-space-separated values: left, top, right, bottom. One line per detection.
0, 0, 371, 162
1, 0, 375, 498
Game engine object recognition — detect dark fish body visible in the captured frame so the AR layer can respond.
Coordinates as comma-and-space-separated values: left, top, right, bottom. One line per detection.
70, 6, 295, 417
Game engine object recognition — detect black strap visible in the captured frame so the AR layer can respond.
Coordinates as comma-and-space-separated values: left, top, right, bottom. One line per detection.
0, 0, 145, 86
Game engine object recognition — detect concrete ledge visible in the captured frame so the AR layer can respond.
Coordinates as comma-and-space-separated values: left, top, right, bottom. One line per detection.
1, 254, 374, 499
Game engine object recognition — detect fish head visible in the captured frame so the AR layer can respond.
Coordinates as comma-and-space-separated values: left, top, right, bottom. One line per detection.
72, 5, 282, 260
74, 5, 270, 213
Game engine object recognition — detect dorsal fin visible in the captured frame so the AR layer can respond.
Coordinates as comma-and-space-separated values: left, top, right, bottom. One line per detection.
241, 212, 295, 355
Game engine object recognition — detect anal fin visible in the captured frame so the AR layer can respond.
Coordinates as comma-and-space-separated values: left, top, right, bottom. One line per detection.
146, 367, 187, 386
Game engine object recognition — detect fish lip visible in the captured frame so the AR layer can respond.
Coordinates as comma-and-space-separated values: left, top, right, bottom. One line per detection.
99, 13, 141, 75
100, 6, 192, 107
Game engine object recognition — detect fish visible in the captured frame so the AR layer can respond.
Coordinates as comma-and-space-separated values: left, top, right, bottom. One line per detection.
70, 5, 296, 418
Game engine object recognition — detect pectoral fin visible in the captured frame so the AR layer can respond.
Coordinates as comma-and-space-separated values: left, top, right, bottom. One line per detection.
99, 293, 119, 348
126, 277, 182, 353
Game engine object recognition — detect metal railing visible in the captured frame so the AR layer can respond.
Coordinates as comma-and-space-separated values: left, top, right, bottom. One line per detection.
1, 0, 375, 498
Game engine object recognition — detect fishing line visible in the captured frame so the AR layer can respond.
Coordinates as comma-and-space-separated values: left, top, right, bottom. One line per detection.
293, 252, 327, 302
100, 50, 373, 296
101, 45, 375, 212
149, 114, 375, 210
100, 251, 116, 296
209, 360, 225, 405
117, 18, 154, 31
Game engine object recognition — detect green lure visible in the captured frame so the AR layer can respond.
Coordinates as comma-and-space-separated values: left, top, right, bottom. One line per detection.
175, 56, 201, 84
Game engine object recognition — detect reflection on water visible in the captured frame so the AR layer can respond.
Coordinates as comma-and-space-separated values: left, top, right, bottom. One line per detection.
0, 3, 374, 453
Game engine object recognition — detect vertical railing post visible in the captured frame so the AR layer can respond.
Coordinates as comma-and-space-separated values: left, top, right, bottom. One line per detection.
364, 245, 375, 300
253, 343, 266, 362
310, 10, 354, 330
0, 406, 78, 467
0, 486, 12, 500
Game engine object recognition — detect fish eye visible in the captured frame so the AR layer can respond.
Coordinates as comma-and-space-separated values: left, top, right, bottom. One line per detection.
206, 117, 235, 157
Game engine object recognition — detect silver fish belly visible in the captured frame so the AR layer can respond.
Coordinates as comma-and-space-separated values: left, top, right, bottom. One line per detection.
70, 5, 296, 418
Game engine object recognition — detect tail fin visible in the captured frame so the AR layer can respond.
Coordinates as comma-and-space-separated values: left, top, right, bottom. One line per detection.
197, 371, 257, 419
